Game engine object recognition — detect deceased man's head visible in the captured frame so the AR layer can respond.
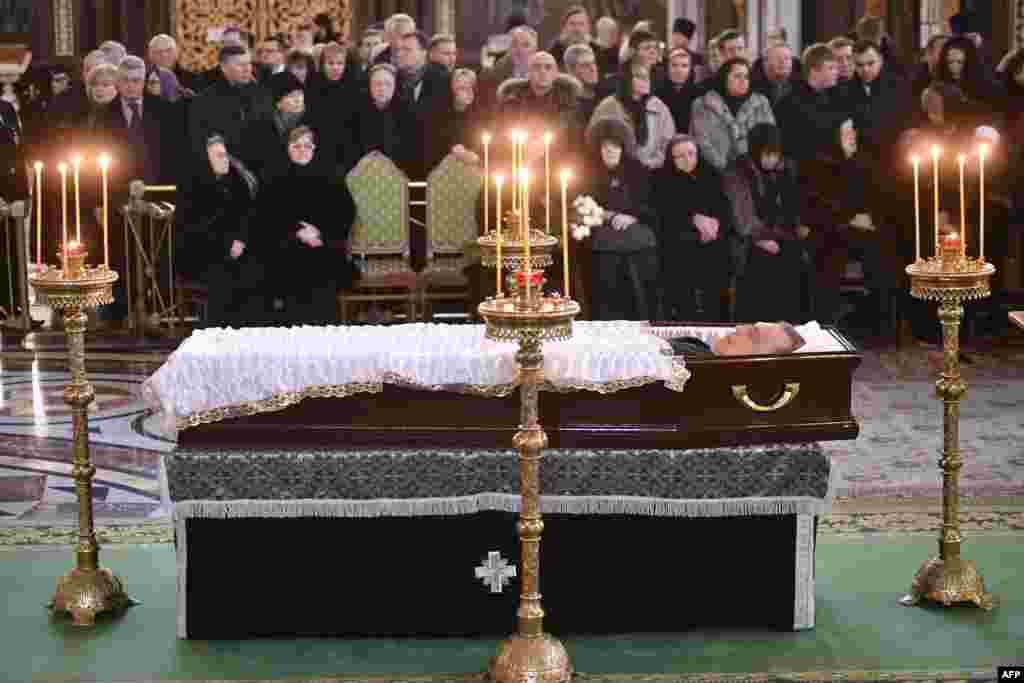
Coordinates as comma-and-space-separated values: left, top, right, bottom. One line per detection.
712, 322, 805, 356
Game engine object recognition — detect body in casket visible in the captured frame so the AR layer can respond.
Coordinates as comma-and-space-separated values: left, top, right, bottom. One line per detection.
174, 323, 860, 450
148, 322, 858, 639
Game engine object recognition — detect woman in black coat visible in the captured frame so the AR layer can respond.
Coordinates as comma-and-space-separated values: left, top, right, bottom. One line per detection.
307, 41, 360, 177
655, 133, 734, 321
580, 116, 659, 321
348, 64, 415, 174
255, 125, 356, 325
241, 71, 308, 184
420, 67, 487, 176
175, 135, 266, 327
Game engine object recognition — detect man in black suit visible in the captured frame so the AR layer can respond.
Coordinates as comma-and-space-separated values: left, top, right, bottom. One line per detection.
0, 99, 23, 201
395, 30, 448, 112
96, 56, 166, 184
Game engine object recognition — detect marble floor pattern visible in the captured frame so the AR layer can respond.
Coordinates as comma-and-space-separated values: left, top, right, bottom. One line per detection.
0, 338, 1022, 527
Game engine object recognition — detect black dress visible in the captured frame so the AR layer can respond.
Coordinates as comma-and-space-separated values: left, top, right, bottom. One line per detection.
654, 158, 735, 320
175, 157, 267, 327
256, 155, 356, 325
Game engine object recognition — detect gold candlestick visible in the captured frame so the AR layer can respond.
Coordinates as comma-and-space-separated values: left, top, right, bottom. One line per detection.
99, 155, 110, 268
901, 257, 996, 612
72, 155, 82, 243
560, 170, 571, 299
29, 265, 135, 626
482, 133, 490, 237
34, 161, 43, 267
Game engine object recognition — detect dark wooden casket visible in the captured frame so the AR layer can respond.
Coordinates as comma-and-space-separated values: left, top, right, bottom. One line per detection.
177, 324, 861, 450
165, 324, 859, 639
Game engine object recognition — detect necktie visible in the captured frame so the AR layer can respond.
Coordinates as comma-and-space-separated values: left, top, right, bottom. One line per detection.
129, 100, 142, 129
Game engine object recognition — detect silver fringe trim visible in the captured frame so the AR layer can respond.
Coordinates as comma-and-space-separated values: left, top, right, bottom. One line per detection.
172, 491, 833, 521
793, 513, 816, 630
175, 512, 188, 639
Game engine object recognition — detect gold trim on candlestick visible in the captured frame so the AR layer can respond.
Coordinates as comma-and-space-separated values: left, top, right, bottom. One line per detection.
478, 252, 578, 683
29, 266, 135, 626
899, 256, 996, 612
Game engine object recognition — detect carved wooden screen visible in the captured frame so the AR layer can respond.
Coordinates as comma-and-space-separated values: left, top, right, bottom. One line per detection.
175, 0, 351, 72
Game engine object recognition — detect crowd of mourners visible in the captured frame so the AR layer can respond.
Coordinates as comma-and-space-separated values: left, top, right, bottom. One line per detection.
0, 7, 1019, 337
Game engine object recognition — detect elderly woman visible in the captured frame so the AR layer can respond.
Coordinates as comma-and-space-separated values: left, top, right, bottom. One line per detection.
655, 134, 735, 321
349, 64, 415, 172
421, 67, 485, 174
176, 135, 265, 327
81, 62, 118, 128
257, 125, 356, 325
723, 123, 812, 324
690, 57, 775, 172
589, 58, 675, 170
580, 116, 659, 321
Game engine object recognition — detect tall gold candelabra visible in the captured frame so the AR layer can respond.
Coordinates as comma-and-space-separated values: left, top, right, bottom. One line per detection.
30, 257, 135, 625
899, 255, 996, 610
478, 230, 579, 683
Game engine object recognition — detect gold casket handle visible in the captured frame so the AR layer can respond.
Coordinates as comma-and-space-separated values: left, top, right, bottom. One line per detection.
731, 383, 801, 413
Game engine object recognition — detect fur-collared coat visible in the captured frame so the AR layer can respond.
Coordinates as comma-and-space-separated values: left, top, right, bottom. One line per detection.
690, 90, 776, 172
496, 74, 583, 145
589, 93, 676, 170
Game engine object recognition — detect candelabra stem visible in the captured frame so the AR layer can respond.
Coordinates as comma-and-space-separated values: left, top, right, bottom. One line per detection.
47, 300, 136, 625
490, 331, 571, 682
899, 299, 994, 610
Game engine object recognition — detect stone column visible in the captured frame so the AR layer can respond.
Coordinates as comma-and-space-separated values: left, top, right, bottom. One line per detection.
53, 0, 76, 56
434, 0, 455, 35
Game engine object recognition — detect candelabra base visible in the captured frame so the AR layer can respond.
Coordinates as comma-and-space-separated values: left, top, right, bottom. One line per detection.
489, 633, 572, 683
899, 556, 995, 610
49, 566, 137, 626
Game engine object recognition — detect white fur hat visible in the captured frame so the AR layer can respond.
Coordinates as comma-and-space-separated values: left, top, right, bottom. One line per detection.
0, 45, 31, 77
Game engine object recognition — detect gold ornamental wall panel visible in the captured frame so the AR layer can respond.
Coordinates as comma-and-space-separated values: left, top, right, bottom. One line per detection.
175, 0, 351, 72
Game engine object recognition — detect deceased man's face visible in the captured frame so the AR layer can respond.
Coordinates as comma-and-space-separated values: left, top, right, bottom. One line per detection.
712, 323, 800, 356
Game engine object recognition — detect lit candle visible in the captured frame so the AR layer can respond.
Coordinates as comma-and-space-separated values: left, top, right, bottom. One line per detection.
957, 153, 966, 258
979, 144, 988, 262
495, 174, 503, 296
543, 132, 552, 234
931, 146, 941, 258
522, 169, 531, 299
560, 169, 571, 299
33, 162, 42, 267
99, 155, 110, 268
72, 155, 82, 242
482, 133, 490, 236
911, 155, 921, 262
58, 163, 68, 267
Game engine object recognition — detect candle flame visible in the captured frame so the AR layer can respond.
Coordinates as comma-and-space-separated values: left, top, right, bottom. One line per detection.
482, 132, 491, 145
979, 143, 989, 158
910, 155, 920, 165
495, 174, 504, 186
72, 154, 83, 167
560, 169, 571, 183
521, 169, 530, 184
58, 163, 68, 174
931, 145, 941, 158
543, 132, 553, 144
99, 154, 111, 169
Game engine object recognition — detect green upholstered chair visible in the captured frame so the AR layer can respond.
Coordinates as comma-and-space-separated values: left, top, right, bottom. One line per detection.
419, 154, 482, 319
341, 152, 418, 322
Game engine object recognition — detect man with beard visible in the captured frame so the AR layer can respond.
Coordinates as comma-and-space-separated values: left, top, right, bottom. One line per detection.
188, 45, 271, 166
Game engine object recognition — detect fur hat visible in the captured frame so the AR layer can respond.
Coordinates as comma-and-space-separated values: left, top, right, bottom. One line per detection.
585, 115, 637, 160
673, 18, 696, 39
0, 45, 31, 79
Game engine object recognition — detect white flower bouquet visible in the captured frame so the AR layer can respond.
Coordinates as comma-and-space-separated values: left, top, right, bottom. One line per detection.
570, 195, 606, 242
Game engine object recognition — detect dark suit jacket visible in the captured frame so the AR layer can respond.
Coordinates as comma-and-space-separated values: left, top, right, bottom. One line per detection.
0, 100, 25, 199
94, 94, 167, 185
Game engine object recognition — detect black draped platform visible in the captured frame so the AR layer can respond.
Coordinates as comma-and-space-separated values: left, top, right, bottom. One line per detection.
165, 445, 833, 639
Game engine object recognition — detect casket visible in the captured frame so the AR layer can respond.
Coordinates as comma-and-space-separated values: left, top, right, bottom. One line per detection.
174, 323, 861, 450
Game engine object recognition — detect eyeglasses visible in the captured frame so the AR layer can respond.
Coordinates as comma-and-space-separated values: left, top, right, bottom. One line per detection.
289, 141, 315, 151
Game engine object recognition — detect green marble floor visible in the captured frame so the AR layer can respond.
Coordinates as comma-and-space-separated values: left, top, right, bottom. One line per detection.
2, 533, 1022, 682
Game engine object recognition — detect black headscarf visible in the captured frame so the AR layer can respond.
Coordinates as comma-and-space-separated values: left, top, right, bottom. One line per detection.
715, 57, 753, 118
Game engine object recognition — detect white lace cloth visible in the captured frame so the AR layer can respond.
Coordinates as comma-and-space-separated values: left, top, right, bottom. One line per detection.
648, 322, 846, 354
141, 321, 684, 434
